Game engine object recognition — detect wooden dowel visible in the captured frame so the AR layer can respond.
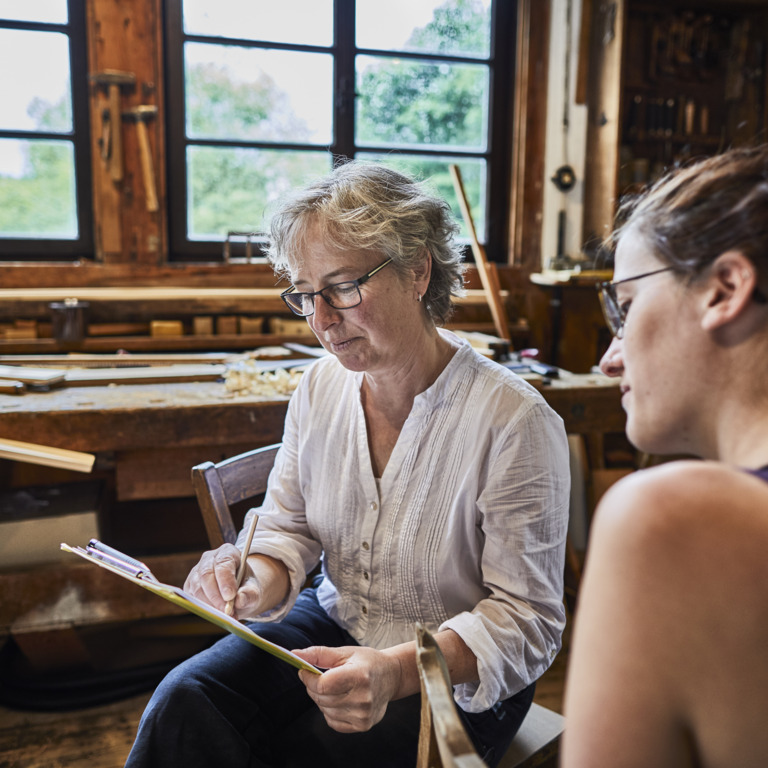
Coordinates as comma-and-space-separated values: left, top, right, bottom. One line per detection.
449, 165, 511, 341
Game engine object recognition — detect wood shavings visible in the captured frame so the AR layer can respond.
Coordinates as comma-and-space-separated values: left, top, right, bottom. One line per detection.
224, 361, 303, 397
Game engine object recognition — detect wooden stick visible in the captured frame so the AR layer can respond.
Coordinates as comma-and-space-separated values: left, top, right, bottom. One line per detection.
225, 511, 260, 617
0, 438, 95, 473
449, 165, 512, 341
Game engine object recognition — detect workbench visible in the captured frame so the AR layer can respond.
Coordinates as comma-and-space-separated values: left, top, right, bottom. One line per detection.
0, 371, 623, 455
0, 370, 623, 670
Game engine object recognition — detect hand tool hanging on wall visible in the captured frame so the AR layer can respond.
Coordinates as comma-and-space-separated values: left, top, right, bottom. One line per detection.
124, 105, 159, 212
449, 164, 511, 342
89, 70, 136, 182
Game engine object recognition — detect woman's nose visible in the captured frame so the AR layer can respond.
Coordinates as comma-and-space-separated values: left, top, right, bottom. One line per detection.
599, 336, 624, 377
309, 295, 341, 332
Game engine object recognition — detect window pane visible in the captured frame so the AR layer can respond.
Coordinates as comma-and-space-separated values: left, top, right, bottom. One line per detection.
0, 139, 77, 238
0, 0, 67, 24
358, 153, 486, 240
182, 0, 333, 46
187, 146, 331, 240
356, 0, 491, 59
0, 30, 72, 132
185, 43, 333, 144
356, 55, 488, 151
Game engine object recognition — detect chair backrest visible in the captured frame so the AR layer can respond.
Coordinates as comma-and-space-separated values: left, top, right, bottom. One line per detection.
191, 443, 281, 548
416, 623, 486, 768
415, 624, 565, 768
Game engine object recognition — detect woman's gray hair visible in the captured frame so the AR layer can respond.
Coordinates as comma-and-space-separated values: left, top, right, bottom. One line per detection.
266, 160, 466, 325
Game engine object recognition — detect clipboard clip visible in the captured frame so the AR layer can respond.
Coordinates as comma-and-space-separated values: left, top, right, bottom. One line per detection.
84, 539, 159, 583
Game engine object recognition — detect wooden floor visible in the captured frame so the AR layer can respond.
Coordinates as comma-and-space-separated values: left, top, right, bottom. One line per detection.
0, 627, 569, 768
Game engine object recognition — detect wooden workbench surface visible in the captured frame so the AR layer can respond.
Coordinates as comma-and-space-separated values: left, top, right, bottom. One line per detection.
0, 369, 623, 453
0, 381, 291, 453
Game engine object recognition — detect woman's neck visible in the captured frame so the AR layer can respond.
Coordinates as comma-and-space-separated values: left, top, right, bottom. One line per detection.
361, 330, 457, 416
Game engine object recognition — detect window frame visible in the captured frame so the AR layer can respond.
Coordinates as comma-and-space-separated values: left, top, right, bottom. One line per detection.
0, 0, 93, 261
163, 0, 516, 263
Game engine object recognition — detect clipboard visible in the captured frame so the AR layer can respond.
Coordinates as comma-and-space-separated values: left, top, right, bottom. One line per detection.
61, 539, 321, 674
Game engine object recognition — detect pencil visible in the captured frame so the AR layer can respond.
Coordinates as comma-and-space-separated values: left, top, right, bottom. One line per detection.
225, 511, 259, 617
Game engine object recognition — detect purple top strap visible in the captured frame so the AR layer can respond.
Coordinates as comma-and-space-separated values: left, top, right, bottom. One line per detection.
746, 465, 768, 483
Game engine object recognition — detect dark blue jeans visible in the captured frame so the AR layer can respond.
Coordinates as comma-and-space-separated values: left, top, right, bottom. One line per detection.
125, 585, 534, 768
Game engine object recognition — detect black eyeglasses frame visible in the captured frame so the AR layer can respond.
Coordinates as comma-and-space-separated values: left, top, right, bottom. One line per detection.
280, 257, 394, 317
597, 266, 675, 338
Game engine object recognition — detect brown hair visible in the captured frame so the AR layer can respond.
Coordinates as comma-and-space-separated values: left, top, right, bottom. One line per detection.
614, 145, 768, 295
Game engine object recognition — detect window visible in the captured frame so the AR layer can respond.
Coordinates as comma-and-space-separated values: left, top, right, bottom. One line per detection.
164, 0, 515, 262
0, 0, 92, 259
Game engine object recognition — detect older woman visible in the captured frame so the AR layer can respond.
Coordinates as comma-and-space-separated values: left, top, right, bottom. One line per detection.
563, 145, 768, 767
127, 162, 570, 768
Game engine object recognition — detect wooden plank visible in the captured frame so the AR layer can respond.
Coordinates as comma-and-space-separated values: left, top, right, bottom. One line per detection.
0, 286, 505, 304
0, 349, 293, 366
63, 364, 226, 386
0, 365, 65, 385
0, 287, 288, 302
0, 334, 302, 354
0, 439, 95, 473
88, 322, 150, 336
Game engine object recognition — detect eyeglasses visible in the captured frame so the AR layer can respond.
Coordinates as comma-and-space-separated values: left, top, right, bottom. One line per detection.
597, 266, 674, 338
280, 258, 393, 317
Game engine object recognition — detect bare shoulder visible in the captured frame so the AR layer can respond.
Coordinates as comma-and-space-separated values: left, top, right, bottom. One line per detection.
584, 458, 768, 626
565, 460, 768, 767
593, 459, 768, 552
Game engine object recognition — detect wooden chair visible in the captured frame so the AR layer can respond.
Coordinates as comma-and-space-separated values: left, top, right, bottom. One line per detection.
416, 624, 564, 768
191, 443, 281, 548
191, 448, 565, 768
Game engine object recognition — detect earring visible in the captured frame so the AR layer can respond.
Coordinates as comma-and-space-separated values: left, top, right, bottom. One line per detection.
417, 293, 422, 302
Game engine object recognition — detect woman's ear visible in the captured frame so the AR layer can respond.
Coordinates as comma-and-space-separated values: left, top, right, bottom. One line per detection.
700, 250, 759, 332
414, 249, 433, 296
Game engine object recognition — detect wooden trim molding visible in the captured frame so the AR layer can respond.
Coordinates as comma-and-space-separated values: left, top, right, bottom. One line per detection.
509, 0, 551, 272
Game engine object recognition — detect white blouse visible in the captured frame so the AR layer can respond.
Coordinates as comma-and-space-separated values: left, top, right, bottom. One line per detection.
238, 331, 570, 711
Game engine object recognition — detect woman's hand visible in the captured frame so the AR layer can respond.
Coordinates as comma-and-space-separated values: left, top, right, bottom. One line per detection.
295, 646, 402, 732
184, 545, 289, 619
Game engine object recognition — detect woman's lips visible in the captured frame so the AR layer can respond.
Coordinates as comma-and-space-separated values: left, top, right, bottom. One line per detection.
327, 336, 355, 353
